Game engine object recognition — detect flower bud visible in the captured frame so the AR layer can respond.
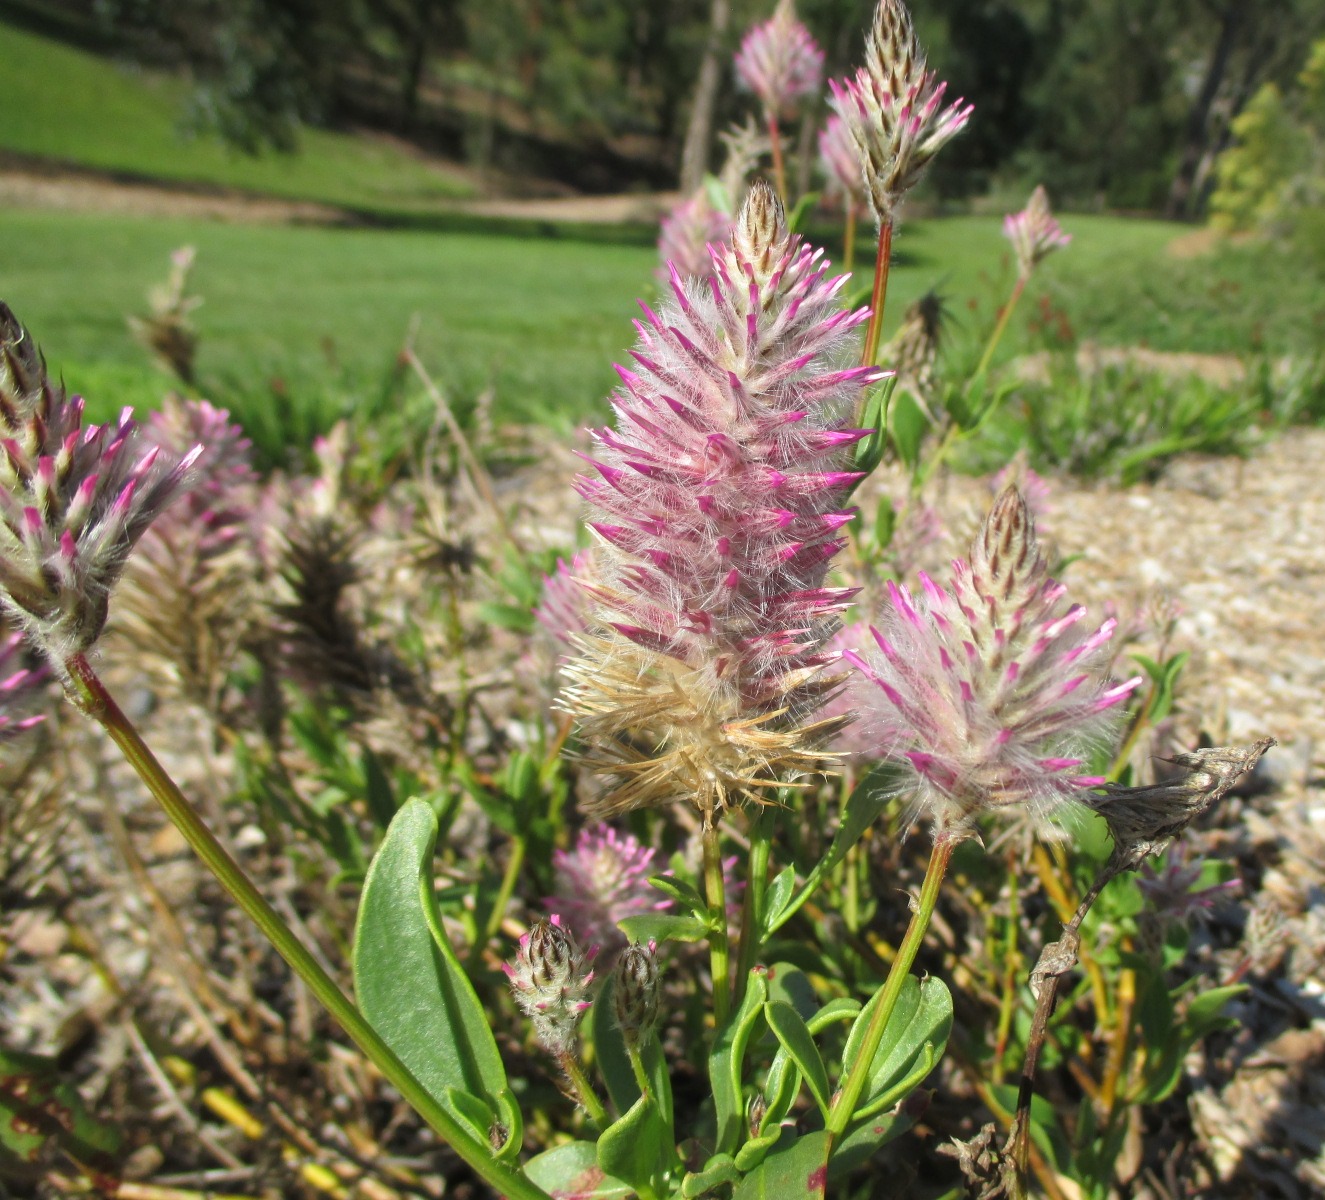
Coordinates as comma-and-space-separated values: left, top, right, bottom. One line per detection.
613, 940, 660, 1046
504, 915, 596, 1056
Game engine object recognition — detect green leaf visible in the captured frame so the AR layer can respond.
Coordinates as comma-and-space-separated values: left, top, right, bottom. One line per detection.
589, 977, 640, 1114
618, 913, 710, 944
362, 748, 397, 830
476, 600, 536, 634
760, 1046, 801, 1129
648, 873, 708, 916
829, 1104, 919, 1179
873, 495, 897, 551
524, 1141, 634, 1198
765, 1002, 832, 1118
597, 1094, 669, 1193
760, 866, 797, 936
710, 967, 769, 1154
889, 391, 929, 470
353, 799, 519, 1152
764, 963, 817, 1019
768, 764, 901, 935
732, 1130, 830, 1200
0, 1048, 122, 1179
682, 1153, 740, 1197
807, 998, 862, 1035
841, 975, 952, 1116
733, 1128, 786, 1174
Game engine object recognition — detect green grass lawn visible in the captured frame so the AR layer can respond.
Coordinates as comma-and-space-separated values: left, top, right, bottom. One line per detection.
1, 206, 1319, 467
0, 20, 476, 213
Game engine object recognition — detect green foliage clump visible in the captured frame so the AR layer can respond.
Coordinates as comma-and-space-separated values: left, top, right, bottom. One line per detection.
1210, 38, 1325, 263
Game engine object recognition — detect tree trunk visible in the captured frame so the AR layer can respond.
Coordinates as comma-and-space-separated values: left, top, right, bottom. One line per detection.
679, 0, 731, 193
1166, 3, 1241, 220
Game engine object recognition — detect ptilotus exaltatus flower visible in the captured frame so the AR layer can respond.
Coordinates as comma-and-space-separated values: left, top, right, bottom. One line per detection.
846, 486, 1140, 837
1003, 185, 1072, 280
562, 181, 885, 826
503, 915, 597, 1057
829, 0, 973, 224
734, 0, 825, 121
0, 304, 200, 667
819, 110, 870, 212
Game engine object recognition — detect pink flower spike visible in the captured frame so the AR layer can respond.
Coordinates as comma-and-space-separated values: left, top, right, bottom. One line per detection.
734, 0, 825, 120
850, 485, 1137, 839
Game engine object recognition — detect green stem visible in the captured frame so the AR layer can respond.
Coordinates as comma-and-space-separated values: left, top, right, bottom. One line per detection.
826, 835, 956, 1141
733, 808, 773, 1008
627, 1043, 653, 1101
484, 833, 527, 948
558, 1052, 609, 1129
859, 219, 895, 369
973, 274, 1027, 381
703, 822, 731, 1026
64, 654, 551, 1200
768, 113, 787, 205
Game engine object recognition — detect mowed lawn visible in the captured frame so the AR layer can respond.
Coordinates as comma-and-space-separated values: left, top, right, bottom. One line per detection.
0, 20, 475, 214
0, 206, 1317, 440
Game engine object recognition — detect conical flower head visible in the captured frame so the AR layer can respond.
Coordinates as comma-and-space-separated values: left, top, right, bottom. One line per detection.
1003, 185, 1071, 279
503, 915, 597, 1056
658, 192, 735, 284
562, 181, 885, 825
819, 110, 869, 210
0, 304, 200, 662
846, 486, 1141, 836
534, 550, 595, 646
546, 824, 671, 957
734, 0, 825, 120
829, 0, 973, 223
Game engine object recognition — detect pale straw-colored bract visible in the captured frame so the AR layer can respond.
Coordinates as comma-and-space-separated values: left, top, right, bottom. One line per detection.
846, 486, 1141, 836
0, 304, 200, 665
829, 0, 973, 223
561, 181, 885, 826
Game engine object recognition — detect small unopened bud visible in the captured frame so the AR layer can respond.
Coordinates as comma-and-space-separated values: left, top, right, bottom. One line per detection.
612, 939, 660, 1046
504, 915, 597, 1056
748, 1093, 768, 1138
1004, 186, 1071, 279
1081, 739, 1275, 871
733, 180, 789, 283
970, 485, 1047, 619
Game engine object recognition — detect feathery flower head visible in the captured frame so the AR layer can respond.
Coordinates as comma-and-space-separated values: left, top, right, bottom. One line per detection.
0, 629, 47, 743
1080, 739, 1274, 872
613, 939, 661, 1046
1003, 185, 1071, 279
546, 824, 671, 955
819, 111, 869, 211
503, 914, 597, 1057
561, 181, 885, 826
846, 485, 1141, 837
829, 0, 973, 224
658, 192, 735, 284
0, 304, 200, 664
534, 550, 595, 646
734, 0, 825, 120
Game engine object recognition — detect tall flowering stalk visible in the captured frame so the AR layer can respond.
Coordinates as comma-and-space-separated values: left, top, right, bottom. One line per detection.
975, 184, 1071, 378
829, 0, 972, 365
562, 181, 880, 828
825, 486, 1138, 1147
0, 302, 553, 1199
734, 0, 825, 201
561, 181, 882, 1017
